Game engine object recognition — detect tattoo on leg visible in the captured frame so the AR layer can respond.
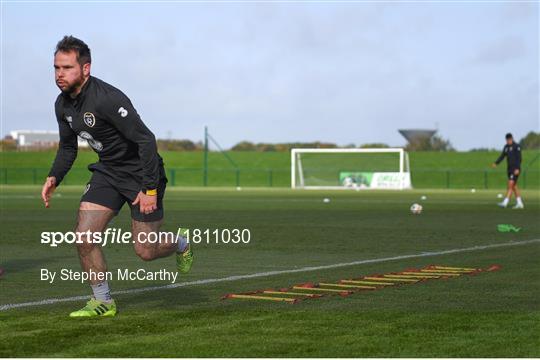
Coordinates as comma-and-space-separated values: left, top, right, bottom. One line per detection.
132, 219, 177, 261
75, 205, 115, 285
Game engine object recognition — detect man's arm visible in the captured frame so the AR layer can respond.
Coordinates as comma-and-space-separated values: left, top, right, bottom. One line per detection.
493, 146, 507, 166
48, 108, 78, 186
42, 104, 78, 207
513, 145, 522, 175
100, 92, 160, 191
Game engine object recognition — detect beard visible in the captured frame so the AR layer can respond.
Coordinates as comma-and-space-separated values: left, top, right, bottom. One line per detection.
56, 72, 85, 96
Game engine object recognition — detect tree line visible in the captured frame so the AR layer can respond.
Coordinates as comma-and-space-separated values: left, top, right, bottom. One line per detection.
2, 131, 539, 152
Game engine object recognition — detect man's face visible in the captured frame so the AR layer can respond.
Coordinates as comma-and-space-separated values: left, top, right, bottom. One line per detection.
54, 50, 89, 94
506, 138, 513, 145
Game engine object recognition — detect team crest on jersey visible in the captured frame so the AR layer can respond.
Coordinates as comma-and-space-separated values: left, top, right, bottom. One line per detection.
83, 112, 96, 127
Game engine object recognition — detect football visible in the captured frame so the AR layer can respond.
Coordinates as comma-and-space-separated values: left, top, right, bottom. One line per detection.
410, 203, 423, 214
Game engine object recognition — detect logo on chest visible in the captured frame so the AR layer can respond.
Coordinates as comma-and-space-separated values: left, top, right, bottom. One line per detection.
83, 112, 96, 127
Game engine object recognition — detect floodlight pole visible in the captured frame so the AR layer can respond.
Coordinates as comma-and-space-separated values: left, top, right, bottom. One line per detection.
203, 126, 208, 187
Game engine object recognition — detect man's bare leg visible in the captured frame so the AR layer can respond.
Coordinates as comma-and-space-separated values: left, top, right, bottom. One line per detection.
69, 201, 118, 317
505, 180, 514, 200
513, 183, 521, 198
76, 202, 115, 285
513, 182, 524, 208
499, 180, 514, 208
131, 219, 178, 261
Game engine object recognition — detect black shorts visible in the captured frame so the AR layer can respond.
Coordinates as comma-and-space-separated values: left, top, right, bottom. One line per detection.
81, 170, 167, 222
508, 169, 519, 182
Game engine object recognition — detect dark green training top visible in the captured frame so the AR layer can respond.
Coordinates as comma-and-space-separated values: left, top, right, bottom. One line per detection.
48, 76, 164, 190
495, 142, 522, 171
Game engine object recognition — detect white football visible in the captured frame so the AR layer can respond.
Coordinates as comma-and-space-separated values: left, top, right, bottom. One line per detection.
323, 198, 331, 203
410, 203, 423, 214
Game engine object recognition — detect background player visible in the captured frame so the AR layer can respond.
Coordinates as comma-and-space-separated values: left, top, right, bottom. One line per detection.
492, 133, 524, 209
41, 36, 193, 317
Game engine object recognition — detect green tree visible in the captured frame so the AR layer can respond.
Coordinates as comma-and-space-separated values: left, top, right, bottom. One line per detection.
360, 143, 389, 148
0, 139, 17, 151
231, 141, 256, 151
405, 135, 454, 152
519, 131, 540, 149
157, 139, 201, 151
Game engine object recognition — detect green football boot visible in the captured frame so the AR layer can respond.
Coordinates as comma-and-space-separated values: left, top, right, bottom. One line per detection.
176, 229, 194, 274
69, 298, 117, 318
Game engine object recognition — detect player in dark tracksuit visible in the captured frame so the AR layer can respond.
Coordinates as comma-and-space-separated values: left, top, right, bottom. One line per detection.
49, 74, 168, 221
492, 133, 523, 209
41, 36, 193, 317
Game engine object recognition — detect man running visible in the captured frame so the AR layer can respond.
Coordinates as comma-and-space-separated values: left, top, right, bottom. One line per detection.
41, 36, 193, 317
492, 133, 524, 209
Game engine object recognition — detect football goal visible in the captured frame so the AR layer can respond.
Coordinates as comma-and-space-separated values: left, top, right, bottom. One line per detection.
291, 148, 412, 190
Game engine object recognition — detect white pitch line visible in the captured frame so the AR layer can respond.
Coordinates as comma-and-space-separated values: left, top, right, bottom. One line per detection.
1, 238, 539, 311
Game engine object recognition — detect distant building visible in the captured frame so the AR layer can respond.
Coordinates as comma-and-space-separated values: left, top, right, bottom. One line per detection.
10, 130, 58, 148
9, 130, 89, 149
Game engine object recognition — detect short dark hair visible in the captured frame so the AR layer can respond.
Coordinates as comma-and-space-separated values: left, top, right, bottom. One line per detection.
505, 133, 513, 140
55, 35, 91, 65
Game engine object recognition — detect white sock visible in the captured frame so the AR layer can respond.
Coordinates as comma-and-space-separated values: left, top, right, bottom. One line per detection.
517, 197, 523, 205
502, 197, 509, 205
177, 235, 188, 253
91, 281, 112, 302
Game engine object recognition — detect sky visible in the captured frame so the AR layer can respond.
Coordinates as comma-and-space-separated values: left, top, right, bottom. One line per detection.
1, 1, 538, 150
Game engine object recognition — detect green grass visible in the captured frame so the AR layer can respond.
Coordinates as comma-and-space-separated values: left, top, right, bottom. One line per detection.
1, 150, 539, 188
0, 186, 539, 357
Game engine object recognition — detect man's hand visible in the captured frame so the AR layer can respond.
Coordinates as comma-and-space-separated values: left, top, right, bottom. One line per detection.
41, 176, 57, 208
491, 163, 497, 169
132, 191, 157, 214
514, 169, 520, 176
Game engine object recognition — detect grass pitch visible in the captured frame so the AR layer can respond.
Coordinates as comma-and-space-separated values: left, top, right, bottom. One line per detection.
0, 186, 539, 357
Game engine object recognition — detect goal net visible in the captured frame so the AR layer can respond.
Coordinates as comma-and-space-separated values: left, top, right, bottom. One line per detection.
291, 148, 412, 190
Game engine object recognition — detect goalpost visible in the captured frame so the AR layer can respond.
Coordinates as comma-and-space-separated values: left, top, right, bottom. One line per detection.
291, 148, 412, 190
